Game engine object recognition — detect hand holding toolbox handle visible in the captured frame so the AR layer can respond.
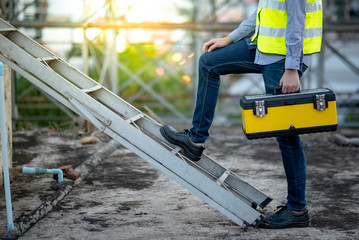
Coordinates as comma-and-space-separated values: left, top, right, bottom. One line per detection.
273, 87, 300, 95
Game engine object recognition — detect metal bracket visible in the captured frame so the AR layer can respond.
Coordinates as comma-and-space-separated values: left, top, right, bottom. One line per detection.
126, 113, 145, 131
216, 169, 231, 186
255, 100, 266, 117
38, 56, 58, 68
316, 94, 327, 111
170, 146, 188, 162
171, 146, 182, 155
82, 85, 103, 94
126, 113, 144, 124
37, 56, 58, 62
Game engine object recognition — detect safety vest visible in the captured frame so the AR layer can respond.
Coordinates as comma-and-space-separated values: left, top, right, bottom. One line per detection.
251, 0, 323, 55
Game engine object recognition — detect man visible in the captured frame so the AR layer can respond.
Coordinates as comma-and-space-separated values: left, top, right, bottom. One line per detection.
160, 0, 323, 229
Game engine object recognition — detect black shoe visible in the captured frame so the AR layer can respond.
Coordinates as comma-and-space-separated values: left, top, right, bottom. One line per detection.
259, 206, 311, 229
160, 125, 205, 161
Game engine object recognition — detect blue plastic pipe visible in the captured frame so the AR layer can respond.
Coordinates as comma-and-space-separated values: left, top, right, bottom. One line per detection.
0, 62, 15, 230
22, 167, 64, 183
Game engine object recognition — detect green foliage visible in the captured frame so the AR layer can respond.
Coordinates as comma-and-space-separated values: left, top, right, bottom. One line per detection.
117, 43, 191, 98
15, 41, 194, 127
15, 76, 73, 128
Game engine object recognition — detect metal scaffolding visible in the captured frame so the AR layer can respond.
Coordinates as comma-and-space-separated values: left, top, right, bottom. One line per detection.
0, 0, 358, 126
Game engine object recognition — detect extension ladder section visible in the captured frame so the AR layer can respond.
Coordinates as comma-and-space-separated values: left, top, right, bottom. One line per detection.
0, 18, 271, 230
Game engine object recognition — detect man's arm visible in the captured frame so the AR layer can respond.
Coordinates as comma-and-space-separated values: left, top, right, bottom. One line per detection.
228, 10, 257, 42
203, 10, 257, 53
280, 0, 307, 93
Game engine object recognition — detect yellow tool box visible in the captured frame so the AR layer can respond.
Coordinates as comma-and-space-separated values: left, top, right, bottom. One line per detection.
240, 88, 338, 140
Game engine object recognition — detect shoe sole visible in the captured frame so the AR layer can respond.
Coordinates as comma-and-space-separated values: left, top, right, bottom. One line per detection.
260, 220, 311, 229
160, 127, 201, 161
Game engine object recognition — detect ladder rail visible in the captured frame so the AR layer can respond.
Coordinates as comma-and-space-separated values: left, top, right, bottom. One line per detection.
0, 55, 76, 114
7, 30, 54, 59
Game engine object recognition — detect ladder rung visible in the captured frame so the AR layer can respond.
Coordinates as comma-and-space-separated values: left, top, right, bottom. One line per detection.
37, 56, 58, 62
216, 169, 231, 186
81, 85, 103, 94
125, 113, 144, 123
0, 28, 16, 32
171, 146, 182, 155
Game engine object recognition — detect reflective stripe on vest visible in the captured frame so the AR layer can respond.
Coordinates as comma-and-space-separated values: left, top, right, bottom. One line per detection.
251, 0, 323, 55
258, 26, 322, 39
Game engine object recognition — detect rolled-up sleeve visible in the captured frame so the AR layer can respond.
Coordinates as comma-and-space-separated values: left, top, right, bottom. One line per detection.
228, 10, 257, 42
285, 0, 307, 69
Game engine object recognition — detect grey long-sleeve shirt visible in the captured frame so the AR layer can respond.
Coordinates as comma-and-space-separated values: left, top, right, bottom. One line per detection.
228, 0, 311, 70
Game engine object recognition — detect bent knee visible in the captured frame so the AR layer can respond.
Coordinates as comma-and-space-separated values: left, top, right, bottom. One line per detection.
199, 52, 213, 67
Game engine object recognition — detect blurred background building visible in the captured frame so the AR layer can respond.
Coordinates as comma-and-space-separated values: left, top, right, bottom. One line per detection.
0, 0, 358, 129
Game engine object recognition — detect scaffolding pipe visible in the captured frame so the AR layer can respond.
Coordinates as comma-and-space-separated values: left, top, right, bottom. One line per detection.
0, 62, 15, 230
9, 21, 359, 32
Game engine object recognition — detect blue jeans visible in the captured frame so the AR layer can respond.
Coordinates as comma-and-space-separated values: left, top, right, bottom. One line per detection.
189, 39, 307, 212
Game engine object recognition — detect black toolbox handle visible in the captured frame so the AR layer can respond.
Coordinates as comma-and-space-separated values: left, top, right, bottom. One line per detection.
273, 87, 300, 95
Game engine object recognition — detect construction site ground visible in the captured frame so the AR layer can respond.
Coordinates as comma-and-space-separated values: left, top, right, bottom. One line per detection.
1, 124, 358, 240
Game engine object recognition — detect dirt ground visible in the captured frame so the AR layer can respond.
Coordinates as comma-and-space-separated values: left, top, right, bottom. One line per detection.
0, 125, 358, 240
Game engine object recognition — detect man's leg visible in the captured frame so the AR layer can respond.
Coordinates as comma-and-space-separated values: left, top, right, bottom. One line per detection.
259, 60, 310, 228
277, 135, 307, 212
190, 39, 261, 143
160, 39, 261, 161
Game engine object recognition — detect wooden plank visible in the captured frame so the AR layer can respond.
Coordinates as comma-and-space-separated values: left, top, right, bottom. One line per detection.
0, 64, 12, 186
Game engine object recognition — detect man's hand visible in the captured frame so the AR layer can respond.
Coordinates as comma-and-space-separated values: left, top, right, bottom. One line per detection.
280, 69, 300, 93
202, 36, 233, 53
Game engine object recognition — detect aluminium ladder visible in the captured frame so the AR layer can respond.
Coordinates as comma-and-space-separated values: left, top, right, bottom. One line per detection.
0, 18, 272, 230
